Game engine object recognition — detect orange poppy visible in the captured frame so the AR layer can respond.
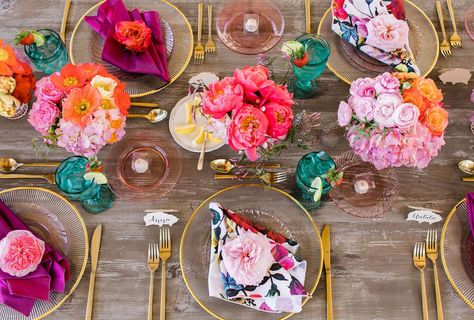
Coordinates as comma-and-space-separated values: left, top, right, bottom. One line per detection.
12, 61, 35, 104
113, 83, 131, 115
62, 85, 101, 128
0, 40, 21, 76
80, 63, 100, 83
50, 63, 85, 93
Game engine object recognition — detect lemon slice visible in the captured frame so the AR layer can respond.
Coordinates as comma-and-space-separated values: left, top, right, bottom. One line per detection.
192, 127, 206, 145
310, 177, 323, 202
207, 133, 222, 144
184, 102, 194, 124
175, 123, 196, 135
83, 172, 108, 185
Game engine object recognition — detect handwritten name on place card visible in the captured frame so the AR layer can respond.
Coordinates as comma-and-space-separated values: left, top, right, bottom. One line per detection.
144, 211, 179, 227
406, 210, 442, 225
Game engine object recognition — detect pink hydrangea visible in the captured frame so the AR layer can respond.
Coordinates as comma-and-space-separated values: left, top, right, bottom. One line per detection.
27, 100, 60, 135
349, 96, 375, 121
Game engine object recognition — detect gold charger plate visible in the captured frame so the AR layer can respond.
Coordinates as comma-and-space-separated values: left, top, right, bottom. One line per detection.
317, 0, 439, 84
69, 0, 193, 97
0, 187, 88, 320
441, 199, 474, 309
180, 184, 323, 320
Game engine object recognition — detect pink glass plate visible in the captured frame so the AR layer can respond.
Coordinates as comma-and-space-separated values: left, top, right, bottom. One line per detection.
466, 5, 474, 41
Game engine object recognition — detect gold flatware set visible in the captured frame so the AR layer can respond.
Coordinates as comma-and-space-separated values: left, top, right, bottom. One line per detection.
435, 0, 462, 59
194, 2, 215, 64
322, 225, 333, 320
85, 224, 103, 320
214, 172, 288, 184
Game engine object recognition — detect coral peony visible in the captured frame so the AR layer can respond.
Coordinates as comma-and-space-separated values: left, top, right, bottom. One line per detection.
202, 77, 244, 119
264, 102, 293, 139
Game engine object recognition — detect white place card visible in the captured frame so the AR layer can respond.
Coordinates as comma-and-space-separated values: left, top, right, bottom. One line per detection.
144, 211, 179, 227
406, 210, 442, 225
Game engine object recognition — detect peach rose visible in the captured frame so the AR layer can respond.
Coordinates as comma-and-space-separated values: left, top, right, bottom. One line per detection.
424, 106, 448, 136
402, 87, 428, 120
413, 78, 443, 103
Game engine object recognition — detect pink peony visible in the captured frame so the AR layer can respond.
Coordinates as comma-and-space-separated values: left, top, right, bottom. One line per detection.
202, 77, 244, 119
338, 101, 353, 126
373, 93, 403, 128
365, 14, 409, 52
34, 77, 64, 104
350, 77, 376, 98
264, 102, 293, 139
0, 230, 45, 277
392, 103, 419, 130
349, 96, 375, 121
374, 72, 400, 95
221, 229, 274, 286
227, 104, 269, 161
28, 100, 60, 135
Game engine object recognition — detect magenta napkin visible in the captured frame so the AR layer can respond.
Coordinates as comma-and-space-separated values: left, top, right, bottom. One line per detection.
85, 0, 170, 82
0, 200, 70, 316
466, 193, 474, 240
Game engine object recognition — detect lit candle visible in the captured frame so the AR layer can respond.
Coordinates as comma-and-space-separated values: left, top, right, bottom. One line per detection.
354, 180, 369, 194
132, 158, 149, 173
245, 18, 258, 33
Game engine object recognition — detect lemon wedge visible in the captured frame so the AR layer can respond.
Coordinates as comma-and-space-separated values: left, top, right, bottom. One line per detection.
175, 123, 196, 135
207, 133, 222, 144
184, 102, 194, 124
192, 127, 206, 145
83, 172, 108, 185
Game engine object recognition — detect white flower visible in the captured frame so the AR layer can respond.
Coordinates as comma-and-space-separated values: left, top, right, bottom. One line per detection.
90, 75, 117, 99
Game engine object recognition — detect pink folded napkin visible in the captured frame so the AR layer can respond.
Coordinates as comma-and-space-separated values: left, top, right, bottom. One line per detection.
0, 200, 70, 316
466, 193, 474, 240
85, 0, 170, 82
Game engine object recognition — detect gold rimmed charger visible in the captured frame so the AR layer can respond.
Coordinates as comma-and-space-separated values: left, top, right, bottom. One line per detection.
180, 184, 323, 320
69, 0, 193, 97
441, 199, 474, 309
317, 0, 439, 84
0, 187, 88, 319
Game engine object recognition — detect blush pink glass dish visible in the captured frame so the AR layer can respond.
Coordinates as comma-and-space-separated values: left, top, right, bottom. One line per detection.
466, 5, 474, 41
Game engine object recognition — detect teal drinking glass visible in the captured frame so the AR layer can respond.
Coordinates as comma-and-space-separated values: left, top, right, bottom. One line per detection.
80, 184, 115, 214
24, 29, 68, 74
294, 151, 336, 210
287, 35, 330, 99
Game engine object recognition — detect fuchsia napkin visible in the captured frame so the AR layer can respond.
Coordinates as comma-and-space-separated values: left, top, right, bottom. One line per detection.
85, 0, 170, 82
0, 200, 70, 316
466, 193, 474, 240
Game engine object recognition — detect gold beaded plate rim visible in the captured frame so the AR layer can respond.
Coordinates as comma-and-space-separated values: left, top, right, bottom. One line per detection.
317, 0, 439, 84
179, 184, 324, 320
69, 0, 194, 98
0, 187, 89, 319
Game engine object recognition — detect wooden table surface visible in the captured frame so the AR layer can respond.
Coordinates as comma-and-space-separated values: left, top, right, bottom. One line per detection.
1, 0, 474, 319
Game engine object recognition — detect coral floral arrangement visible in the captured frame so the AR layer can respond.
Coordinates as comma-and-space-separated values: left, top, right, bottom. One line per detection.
28, 63, 131, 157
338, 72, 448, 170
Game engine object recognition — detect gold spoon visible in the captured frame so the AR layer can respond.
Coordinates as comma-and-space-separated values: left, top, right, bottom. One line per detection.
209, 159, 281, 174
458, 160, 474, 175
0, 158, 59, 173
0, 173, 55, 184
126, 109, 168, 123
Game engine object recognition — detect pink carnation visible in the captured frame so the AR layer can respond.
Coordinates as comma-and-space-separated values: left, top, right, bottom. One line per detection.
28, 100, 60, 135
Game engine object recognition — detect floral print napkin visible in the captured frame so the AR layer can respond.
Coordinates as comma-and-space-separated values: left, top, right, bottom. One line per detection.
208, 202, 308, 313
332, 0, 420, 74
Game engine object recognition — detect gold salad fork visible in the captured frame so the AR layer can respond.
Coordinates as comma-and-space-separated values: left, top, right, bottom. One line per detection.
214, 172, 288, 184
427, 229, 443, 320
147, 243, 160, 320
159, 228, 171, 320
193, 2, 205, 64
435, 0, 452, 59
0, 173, 55, 184
446, 0, 462, 48
205, 5, 216, 54
413, 242, 429, 320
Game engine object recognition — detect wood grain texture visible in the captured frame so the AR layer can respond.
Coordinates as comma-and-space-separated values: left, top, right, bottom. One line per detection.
1, 0, 474, 319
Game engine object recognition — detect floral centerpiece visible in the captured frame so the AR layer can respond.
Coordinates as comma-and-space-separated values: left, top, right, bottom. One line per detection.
0, 39, 35, 119
28, 63, 131, 157
338, 72, 448, 170
201, 65, 295, 161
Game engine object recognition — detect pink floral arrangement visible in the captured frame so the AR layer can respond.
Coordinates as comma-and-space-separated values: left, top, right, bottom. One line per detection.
28, 63, 131, 157
338, 72, 448, 170
202, 65, 294, 161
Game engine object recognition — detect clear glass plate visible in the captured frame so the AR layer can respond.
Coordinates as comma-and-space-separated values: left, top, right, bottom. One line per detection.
466, 5, 474, 41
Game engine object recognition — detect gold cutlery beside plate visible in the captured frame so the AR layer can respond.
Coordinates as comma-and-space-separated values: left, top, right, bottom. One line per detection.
126, 109, 168, 123
436, 0, 452, 59
210, 159, 281, 174
413, 241, 429, 320
214, 172, 288, 184
193, 2, 205, 64
159, 228, 171, 320
322, 225, 333, 320
446, 0, 462, 48
147, 243, 160, 320
205, 5, 216, 54
85, 224, 103, 320
426, 229, 444, 320
0, 173, 56, 184
0, 158, 59, 173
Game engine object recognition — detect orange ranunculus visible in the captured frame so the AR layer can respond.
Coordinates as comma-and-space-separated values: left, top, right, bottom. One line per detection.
393, 72, 418, 84
413, 78, 443, 103
113, 83, 130, 115
12, 61, 35, 104
50, 63, 85, 93
62, 85, 101, 128
402, 86, 428, 120
424, 105, 448, 136
0, 40, 21, 76
114, 20, 152, 52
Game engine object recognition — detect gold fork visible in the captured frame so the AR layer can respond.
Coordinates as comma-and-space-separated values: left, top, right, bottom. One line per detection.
427, 229, 443, 320
159, 228, 171, 320
214, 172, 288, 184
435, 0, 452, 59
205, 5, 216, 54
413, 242, 429, 320
147, 243, 160, 320
193, 2, 205, 64
0, 173, 55, 184
446, 0, 462, 48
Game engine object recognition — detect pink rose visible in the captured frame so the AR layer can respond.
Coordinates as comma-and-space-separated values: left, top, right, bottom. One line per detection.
202, 77, 244, 119
350, 77, 376, 98
234, 65, 272, 101
338, 101, 353, 126
34, 77, 64, 104
365, 14, 409, 52
28, 100, 60, 135
393, 103, 420, 130
374, 72, 400, 95
221, 229, 274, 286
227, 104, 269, 161
259, 82, 294, 108
264, 102, 293, 139
373, 93, 403, 128
0, 230, 45, 277
349, 96, 375, 121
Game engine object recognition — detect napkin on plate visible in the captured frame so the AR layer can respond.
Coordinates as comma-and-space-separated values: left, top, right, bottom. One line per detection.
331, 0, 420, 74
466, 193, 474, 240
85, 0, 170, 82
0, 200, 70, 316
208, 202, 308, 313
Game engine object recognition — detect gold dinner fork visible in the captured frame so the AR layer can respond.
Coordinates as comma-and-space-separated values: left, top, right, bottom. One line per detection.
446, 0, 462, 48
436, 0, 452, 59
147, 243, 160, 320
193, 2, 205, 64
214, 172, 288, 184
426, 229, 443, 320
159, 228, 171, 320
413, 242, 429, 320
205, 5, 216, 54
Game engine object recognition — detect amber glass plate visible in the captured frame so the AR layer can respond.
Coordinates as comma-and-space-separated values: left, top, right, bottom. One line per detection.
180, 184, 323, 320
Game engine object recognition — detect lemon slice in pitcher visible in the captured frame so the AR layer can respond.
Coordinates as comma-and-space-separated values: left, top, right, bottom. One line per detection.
83, 172, 108, 185
310, 177, 323, 202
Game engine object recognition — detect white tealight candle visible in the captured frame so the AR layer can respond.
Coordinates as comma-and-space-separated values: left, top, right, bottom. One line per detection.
245, 18, 258, 33
132, 158, 149, 174
354, 180, 369, 194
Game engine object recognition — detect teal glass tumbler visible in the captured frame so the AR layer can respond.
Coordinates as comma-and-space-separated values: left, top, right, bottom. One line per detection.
24, 29, 68, 74
81, 184, 115, 214
55, 156, 95, 201
294, 151, 336, 210
287, 35, 330, 99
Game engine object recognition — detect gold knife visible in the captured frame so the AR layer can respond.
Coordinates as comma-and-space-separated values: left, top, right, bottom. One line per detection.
85, 224, 102, 320
322, 225, 333, 320
60, 0, 72, 43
